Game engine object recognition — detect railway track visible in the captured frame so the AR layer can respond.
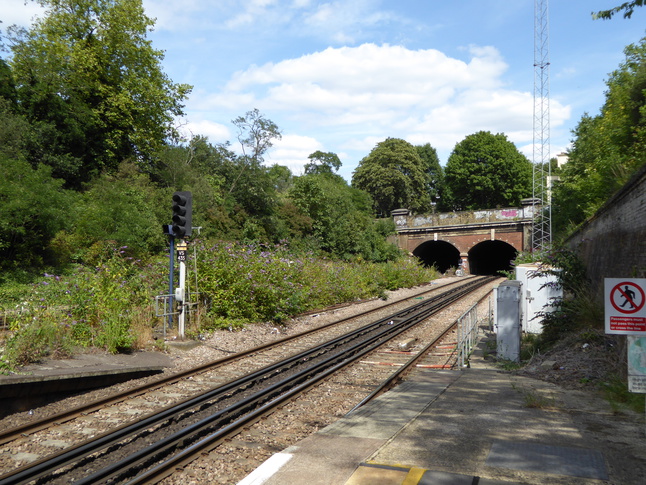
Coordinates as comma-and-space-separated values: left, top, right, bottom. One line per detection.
0, 276, 498, 484
0, 277, 473, 448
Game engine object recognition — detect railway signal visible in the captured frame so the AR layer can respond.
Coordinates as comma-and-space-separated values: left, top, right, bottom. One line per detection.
162, 191, 192, 332
172, 191, 192, 238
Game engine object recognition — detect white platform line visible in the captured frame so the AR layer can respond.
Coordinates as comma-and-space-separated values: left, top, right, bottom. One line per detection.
237, 452, 294, 485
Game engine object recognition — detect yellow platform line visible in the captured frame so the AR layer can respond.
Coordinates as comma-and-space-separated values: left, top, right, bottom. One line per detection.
402, 466, 426, 485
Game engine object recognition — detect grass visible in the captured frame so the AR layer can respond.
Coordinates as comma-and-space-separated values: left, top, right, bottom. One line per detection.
600, 375, 646, 414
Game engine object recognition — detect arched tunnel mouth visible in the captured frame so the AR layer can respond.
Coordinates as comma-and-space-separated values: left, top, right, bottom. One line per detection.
469, 240, 517, 276
413, 239, 517, 276
412, 241, 460, 274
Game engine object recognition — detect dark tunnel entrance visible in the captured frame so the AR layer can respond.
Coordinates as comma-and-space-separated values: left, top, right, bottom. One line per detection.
412, 241, 461, 274
468, 240, 517, 275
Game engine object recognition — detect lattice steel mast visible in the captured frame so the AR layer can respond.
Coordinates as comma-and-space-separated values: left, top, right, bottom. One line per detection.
532, 0, 552, 251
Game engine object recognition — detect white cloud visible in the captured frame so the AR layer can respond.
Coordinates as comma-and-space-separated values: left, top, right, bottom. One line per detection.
179, 119, 230, 144
265, 134, 322, 174
191, 42, 571, 170
300, 0, 400, 45
219, 43, 508, 121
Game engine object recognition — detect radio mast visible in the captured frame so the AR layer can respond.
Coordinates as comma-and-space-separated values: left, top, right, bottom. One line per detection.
532, 0, 551, 251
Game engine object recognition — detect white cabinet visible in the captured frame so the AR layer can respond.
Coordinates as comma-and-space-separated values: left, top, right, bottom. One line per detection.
515, 264, 562, 334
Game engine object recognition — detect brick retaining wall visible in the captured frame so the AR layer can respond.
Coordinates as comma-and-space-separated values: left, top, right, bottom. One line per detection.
566, 164, 646, 300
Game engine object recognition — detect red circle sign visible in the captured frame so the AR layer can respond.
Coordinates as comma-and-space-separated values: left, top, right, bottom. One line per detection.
610, 282, 645, 314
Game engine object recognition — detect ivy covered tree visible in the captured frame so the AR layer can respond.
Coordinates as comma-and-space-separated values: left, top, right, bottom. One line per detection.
351, 138, 431, 216
442, 131, 532, 211
6, 0, 191, 188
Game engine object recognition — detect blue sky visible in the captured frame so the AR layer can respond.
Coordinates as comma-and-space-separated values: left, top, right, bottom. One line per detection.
1, 1, 645, 181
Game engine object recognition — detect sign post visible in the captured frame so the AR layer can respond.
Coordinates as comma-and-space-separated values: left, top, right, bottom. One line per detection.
176, 241, 188, 340
605, 278, 646, 411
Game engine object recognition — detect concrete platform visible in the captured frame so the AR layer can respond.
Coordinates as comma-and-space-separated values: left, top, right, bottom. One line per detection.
238, 339, 646, 485
0, 351, 171, 415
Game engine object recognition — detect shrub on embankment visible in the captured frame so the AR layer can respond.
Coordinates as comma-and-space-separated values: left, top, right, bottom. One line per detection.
196, 241, 437, 327
0, 241, 437, 371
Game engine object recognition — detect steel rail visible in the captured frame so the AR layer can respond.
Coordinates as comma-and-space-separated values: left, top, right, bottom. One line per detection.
0, 277, 491, 485
0, 277, 473, 446
347, 277, 499, 413
0, 306, 419, 485
86, 277, 495, 484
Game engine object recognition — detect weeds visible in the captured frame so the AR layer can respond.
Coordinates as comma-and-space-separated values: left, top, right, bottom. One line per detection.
497, 359, 523, 371
600, 376, 646, 414
0, 240, 437, 369
511, 382, 554, 408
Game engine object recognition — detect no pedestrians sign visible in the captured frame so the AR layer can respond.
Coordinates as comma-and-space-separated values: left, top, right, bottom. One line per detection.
605, 278, 646, 335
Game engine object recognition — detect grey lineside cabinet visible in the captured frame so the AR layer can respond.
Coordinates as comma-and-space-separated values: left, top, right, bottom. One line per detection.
495, 281, 522, 362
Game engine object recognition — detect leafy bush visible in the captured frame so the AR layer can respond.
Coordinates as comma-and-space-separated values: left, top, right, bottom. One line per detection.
196, 240, 437, 324
197, 242, 306, 323
1, 244, 164, 368
53, 164, 167, 265
3, 309, 73, 366
524, 246, 599, 343
1, 239, 437, 368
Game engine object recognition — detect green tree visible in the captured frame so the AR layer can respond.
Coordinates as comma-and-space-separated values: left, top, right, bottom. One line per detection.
0, 97, 29, 160
54, 161, 166, 263
552, 36, 646, 237
7, 0, 191, 187
352, 138, 431, 216
226, 109, 282, 216
593, 1, 645, 19
153, 112, 283, 242
304, 150, 342, 175
267, 164, 294, 193
288, 173, 398, 260
415, 143, 444, 202
443, 131, 532, 211
0, 155, 78, 273
233, 108, 282, 164
0, 58, 17, 105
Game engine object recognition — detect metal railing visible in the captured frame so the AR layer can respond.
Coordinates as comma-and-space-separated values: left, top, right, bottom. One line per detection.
456, 303, 479, 367
456, 294, 494, 367
155, 293, 201, 338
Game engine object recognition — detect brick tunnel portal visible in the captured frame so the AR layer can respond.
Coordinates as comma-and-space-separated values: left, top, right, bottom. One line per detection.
412, 240, 517, 276
468, 240, 517, 275
413, 241, 460, 274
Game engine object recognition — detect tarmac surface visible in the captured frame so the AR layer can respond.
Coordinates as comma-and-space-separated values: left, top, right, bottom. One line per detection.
238, 334, 646, 485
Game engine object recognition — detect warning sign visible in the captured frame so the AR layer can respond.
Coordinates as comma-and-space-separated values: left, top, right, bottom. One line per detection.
605, 278, 646, 334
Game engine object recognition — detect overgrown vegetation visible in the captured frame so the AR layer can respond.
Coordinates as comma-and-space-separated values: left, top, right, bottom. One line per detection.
0, 1, 443, 371
552, 34, 646, 239
0, 243, 437, 370
531, 247, 598, 344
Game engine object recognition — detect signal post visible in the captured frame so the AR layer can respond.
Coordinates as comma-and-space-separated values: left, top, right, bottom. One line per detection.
162, 191, 193, 339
